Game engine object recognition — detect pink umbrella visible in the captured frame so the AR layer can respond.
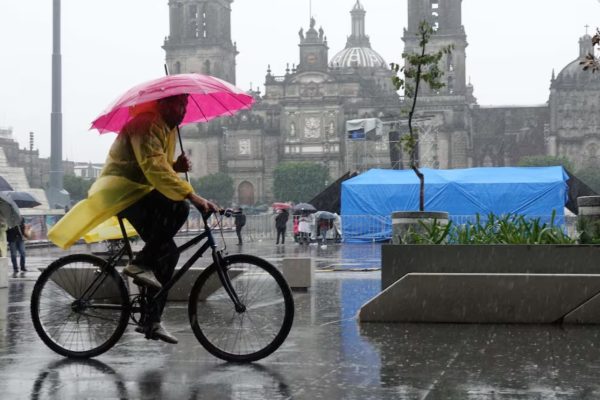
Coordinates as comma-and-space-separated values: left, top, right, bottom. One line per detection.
272, 202, 292, 210
91, 73, 254, 134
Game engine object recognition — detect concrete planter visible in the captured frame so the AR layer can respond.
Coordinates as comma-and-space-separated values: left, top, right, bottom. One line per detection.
391, 211, 449, 244
382, 244, 600, 289
359, 244, 600, 324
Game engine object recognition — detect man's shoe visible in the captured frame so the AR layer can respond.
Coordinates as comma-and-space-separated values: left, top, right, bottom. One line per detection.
123, 264, 162, 289
134, 323, 178, 344
20, 267, 28, 272
151, 322, 178, 344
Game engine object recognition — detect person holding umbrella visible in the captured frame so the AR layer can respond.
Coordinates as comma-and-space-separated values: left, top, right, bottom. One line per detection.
275, 208, 289, 245
49, 94, 218, 344
7, 217, 28, 274
48, 73, 252, 344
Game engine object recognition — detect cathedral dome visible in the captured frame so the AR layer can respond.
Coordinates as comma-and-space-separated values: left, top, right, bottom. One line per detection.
553, 34, 600, 88
330, 46, 387, 69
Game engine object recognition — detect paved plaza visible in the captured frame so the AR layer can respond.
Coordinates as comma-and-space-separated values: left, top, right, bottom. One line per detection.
2, 238, 600, 399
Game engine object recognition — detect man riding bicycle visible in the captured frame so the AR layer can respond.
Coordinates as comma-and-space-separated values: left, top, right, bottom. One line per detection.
48, 94, 218, 344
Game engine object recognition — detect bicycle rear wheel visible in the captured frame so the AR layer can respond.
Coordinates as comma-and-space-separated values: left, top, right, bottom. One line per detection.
31, 254, 130, 358
189, 254, 294, 362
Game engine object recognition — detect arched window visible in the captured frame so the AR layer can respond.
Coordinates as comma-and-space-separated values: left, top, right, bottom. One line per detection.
174, 61, 181, 74
430, 1, 440, 30
204, 60, 211, 75
189, 4, 199, 38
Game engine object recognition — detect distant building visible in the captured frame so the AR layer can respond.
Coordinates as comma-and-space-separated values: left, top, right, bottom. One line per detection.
157, 0, 599, 204
548, 34, 600, 171
164, 0, 400, 205
0, 127, 74, 190
73, 162, 103, 180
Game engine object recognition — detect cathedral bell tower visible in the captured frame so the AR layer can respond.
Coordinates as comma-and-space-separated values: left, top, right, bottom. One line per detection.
403, 0, 467, 96
297, 17, 329, 73
163, 0, 237, 84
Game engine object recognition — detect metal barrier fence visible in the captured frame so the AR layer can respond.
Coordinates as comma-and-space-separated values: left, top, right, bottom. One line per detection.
22, 211, 579, 245
340, 213, 579, 243
181, 213, 283, 241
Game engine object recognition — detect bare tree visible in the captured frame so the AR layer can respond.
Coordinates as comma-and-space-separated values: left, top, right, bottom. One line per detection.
390, 21, 453, 211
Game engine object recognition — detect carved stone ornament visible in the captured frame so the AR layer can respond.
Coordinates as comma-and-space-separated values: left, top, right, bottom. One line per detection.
304, 117, 321, 138
238, 138, 251, 155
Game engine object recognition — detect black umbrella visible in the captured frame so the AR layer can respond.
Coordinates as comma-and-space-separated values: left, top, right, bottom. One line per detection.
315, 211, 336, 220
0, 176, 14, 191
2, 191, 41, 208
292, 202, 317, 214
0, 192, 21, 228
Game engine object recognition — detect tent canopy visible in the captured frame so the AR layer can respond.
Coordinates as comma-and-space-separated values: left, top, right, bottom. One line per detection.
341, 167, 569, 242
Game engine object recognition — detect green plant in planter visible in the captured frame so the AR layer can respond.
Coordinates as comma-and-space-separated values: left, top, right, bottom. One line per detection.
390, 21, 453, 211
401, 218, 453, 244
407, 211, 575, 245
576, 217, 600, 244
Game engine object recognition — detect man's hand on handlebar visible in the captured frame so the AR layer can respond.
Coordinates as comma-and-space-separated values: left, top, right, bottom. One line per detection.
187, 193, 219, 215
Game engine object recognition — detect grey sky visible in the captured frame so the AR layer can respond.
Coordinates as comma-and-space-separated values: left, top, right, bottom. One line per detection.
1, 0, 599, 163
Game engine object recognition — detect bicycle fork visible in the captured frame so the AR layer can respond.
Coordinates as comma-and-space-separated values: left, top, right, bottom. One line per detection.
213, 250, 246, 313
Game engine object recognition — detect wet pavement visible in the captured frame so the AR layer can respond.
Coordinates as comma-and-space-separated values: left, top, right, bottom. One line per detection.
2, 239, 600, 399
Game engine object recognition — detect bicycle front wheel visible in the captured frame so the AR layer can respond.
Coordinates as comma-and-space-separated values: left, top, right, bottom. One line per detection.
189, 254, 294, 362
31, 254, 130, 358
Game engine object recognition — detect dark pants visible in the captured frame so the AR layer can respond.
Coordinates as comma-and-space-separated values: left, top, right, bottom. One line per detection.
118, 190, 189, 322
236, 226, 243, 244
8, 239, 25, 271
276, 228, 286, 244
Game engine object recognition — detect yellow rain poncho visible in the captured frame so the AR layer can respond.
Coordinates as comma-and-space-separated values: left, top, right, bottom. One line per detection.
48, 104, 194, 249
82, 216, 138, 243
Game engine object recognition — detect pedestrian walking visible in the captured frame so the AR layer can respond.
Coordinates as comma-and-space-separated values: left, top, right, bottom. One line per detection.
275, 209, 289, 245
319, 218, 330, 246
7, 217, 28, 273
298, 214, 311, 245
234, 208, 246, 245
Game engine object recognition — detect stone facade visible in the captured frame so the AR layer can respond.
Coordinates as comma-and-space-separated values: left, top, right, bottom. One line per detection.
162, 0, 599, 205
548, 35, 600, 171
167, 0, 401, 204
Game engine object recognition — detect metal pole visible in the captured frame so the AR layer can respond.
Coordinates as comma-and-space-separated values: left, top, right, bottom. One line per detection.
164, 63, 189, 182
49, 0, 65, 207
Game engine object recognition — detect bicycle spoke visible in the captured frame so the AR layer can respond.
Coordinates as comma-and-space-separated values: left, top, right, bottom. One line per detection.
32, 254, 129, 357
190, 255, 293, 362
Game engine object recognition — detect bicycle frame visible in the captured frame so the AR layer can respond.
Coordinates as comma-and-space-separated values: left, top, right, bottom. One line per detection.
114, 212, 246, 312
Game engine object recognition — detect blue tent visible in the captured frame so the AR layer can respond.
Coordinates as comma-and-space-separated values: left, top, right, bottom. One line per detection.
341, 167, 569, 242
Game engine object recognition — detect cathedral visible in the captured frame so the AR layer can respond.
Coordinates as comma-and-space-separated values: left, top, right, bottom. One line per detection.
161, 0, 600, 205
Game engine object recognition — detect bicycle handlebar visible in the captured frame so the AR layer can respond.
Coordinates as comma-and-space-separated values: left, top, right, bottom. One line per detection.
192, 204, 237, 223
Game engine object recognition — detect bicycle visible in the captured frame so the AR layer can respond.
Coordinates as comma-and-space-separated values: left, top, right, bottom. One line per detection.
30, 209, 295, 362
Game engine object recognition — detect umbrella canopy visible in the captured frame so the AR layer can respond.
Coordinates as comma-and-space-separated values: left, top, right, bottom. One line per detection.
0, 176, 14, 192
2, 191, 41, 208
272, 202, 292, 210
91, 73, 254, 134
0, 192, 21, 228
315, 211, 336, 220
292, 203, 317, 214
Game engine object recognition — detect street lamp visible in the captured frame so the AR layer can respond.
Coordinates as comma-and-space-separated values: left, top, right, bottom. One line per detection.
29, 131, 34, 185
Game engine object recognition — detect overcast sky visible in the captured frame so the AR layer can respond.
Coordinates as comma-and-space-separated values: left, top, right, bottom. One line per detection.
1, 0, 599, 163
